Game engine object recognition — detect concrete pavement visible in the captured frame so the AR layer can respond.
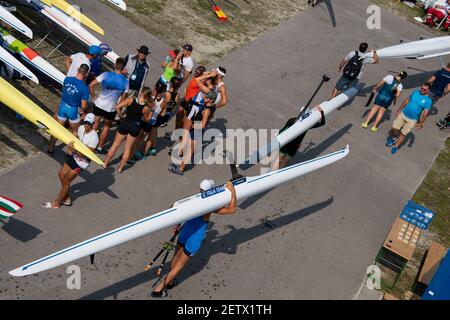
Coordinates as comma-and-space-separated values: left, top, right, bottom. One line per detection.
0, 0, 449, 299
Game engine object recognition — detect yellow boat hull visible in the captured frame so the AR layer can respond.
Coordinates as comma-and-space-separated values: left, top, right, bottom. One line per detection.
0, 78, 104, 166
42, 0, 104, 35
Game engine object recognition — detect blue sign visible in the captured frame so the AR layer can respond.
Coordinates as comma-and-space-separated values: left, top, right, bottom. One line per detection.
399, 200, 435, 230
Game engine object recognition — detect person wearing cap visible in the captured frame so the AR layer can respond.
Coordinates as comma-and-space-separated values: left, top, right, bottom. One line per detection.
48, 64, 91, 154
176, 44, 195, 84
42, 113, 99, 209
124, 45, 151, 96
65, 45, 101, 78
362, 71, 407, 132
90, 58, 129, 154
87, 42, 113, 85
151, 180, 237, 298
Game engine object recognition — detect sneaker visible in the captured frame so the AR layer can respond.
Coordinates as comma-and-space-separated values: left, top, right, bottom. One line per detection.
386, 136, 395, 147
391, 147, 398, 155
168, 165, 184, 176
371, 126, 378, 133
150, 290, 168, 298
147, 148, 157, 156
361, 122, 368, 129
134, 151, 147, 160
96, 148, 107, 155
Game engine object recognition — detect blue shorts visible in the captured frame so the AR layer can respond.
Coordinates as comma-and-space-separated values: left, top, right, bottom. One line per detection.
374, 94, 394, 109
177, 216, 208, 257
335, 75, 358, 92
57, 101, 80, 123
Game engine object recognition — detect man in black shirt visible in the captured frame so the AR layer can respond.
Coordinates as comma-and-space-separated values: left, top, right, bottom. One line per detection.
272, 105, 325, 170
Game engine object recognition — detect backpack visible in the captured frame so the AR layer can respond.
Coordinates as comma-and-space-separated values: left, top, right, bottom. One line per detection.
343, 51, 363, 80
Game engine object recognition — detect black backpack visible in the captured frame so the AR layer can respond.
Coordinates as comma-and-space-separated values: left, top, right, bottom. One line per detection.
343, 51, 363, 80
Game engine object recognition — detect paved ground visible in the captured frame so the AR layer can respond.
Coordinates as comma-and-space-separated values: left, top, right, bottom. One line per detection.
0, 0, 449, 300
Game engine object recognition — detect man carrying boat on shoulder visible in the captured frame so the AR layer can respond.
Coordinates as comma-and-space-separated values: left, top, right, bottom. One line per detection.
150, 180, 237, 298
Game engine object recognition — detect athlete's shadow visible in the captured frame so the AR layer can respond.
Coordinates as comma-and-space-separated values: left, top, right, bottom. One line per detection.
78, 197, 333, 300
178, 197, 334, 287
70, 167, 118, 201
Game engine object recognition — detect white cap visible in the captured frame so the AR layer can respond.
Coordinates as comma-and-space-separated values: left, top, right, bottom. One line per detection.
200, 179, 215, 191
84, 113, 95, 125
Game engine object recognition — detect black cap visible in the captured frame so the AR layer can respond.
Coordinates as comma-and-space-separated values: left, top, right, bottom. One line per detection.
137, 45, 150, 55
182, 44, 193, 52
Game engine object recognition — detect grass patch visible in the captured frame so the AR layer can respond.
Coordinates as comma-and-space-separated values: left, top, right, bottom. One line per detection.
372, 0, 450, 36
413, 138, 450, 247
102, 0, 308, 64
378, 138, 450, 299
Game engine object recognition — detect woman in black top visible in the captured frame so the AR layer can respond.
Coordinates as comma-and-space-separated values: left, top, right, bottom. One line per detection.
103, 88, 153, 172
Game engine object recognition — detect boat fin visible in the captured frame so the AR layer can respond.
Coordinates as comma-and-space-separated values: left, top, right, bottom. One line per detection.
90, 254, 95, 265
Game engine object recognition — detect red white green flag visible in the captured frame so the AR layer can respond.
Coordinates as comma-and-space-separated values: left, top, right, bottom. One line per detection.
0, 195, 23, 219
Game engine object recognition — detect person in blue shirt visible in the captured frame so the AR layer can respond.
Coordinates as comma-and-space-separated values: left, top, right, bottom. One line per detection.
87, 42, 112, 85
48, 64, 90, 154
386, 83, 432, 155
427, 63, 450, 105
150, 180, 237, 298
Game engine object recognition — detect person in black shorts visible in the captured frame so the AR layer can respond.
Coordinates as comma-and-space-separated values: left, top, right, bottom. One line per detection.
42, 114, 99, 209
168, 90, 217, 175
271, 105, 325, 170
103, 88, 153, 173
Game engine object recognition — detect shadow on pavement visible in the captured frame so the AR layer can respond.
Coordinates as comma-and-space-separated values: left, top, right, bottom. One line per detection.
1, 218, 42, 242
79, 197, 333, 299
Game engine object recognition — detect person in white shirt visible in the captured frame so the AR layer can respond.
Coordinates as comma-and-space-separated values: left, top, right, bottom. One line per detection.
65, 45, 101, 77
90, 58, 129, 153
362, 71, 407, 132
177, 44, 195, 84
331, 42, 379, 98
42, 113, 99, 209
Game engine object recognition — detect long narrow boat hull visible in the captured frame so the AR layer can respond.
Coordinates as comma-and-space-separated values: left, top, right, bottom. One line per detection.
1, 28, 65, 85
0, 5, 33, 39
40, 5, 119, 64
9, 146, 349, 277
244, 85, 361, 166
42, 0, 104, 35
0, 78, 104, 166
369, 36, 450, 60
0, 45, 38, 83
108, 0, 126, 11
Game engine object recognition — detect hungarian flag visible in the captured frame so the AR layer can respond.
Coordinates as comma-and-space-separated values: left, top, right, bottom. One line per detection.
0, 195, 23, 219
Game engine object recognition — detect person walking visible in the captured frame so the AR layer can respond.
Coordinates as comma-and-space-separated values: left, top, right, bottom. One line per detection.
150, 180, 237, 298
271, 105, 326, 170
331, 42, 379, 99
386, 83, 432, 155
42, 113, 98, 209
362, 71, 407, 132
427, 62, 450, 106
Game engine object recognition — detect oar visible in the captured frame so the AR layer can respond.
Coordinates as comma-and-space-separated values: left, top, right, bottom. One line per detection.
298, 74, 330, 117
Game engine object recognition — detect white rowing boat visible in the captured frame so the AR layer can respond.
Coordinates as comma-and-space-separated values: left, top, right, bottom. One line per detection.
0, 5, 33, 39
9, 146, 349, 277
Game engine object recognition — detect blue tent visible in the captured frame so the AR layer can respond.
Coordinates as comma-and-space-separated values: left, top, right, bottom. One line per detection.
423, 251, 450, 300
